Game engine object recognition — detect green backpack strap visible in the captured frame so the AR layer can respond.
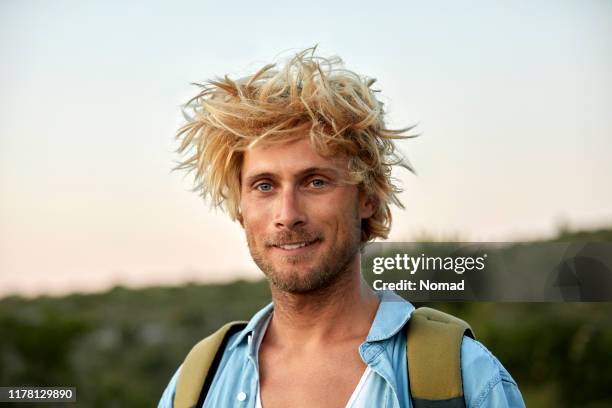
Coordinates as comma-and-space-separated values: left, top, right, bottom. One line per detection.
406, 307, 475, 408
174, 321, 247, 408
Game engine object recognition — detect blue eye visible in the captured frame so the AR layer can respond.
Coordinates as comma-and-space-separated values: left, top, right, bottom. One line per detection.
256, 183, 272, 192
311, 179, 326, 188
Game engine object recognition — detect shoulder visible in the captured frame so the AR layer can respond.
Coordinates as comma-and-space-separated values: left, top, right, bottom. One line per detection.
460, 336, 525, 408
157, 365, 181, 408
157, 329, 249, 408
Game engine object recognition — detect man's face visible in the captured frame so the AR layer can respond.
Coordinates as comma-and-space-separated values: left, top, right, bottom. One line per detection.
239, 136, 375, 294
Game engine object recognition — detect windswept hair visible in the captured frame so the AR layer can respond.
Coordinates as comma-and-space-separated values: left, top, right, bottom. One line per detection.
175, 47, 415, 242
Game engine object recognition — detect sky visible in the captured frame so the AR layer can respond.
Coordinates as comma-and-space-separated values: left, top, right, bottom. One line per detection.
1, 0, 611, 298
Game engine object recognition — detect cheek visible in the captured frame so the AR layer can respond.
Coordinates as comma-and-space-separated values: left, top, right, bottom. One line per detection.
241, 199, 268, 233
314, 195, 357, 231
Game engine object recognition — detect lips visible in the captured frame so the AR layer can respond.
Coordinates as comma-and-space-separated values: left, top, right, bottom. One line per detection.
271, 238, 320, 251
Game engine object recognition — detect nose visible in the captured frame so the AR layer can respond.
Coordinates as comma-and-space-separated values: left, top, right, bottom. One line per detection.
274, 187, 306, 230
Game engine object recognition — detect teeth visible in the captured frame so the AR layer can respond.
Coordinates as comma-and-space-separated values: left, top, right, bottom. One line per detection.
278, 241, 310, 250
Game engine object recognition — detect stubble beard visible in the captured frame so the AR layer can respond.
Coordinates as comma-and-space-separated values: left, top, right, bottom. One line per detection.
246, 209, 362, 294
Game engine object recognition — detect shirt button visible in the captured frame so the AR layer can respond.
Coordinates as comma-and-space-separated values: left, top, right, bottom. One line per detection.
237, 391, 247, 402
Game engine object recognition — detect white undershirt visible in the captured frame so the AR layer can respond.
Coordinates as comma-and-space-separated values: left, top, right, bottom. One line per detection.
253, 313, 376, 408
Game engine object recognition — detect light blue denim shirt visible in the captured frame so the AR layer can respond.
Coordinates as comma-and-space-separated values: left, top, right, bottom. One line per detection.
158, 291, 525, 407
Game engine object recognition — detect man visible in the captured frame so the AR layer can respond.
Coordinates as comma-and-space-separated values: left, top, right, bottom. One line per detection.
159, 48, 525, 407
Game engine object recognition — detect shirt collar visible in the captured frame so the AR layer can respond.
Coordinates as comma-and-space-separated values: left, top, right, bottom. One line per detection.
365, 290, 415, 342
228, 301, 273, 351
228, 290, 415, 350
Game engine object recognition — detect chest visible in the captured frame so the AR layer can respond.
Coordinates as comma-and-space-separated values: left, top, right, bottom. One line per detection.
258, 343, 366, 408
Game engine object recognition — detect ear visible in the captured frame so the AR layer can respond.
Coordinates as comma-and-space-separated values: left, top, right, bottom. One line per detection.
359, 192, 377, 220
236, 187, 245, 228
236, 209, 245, 228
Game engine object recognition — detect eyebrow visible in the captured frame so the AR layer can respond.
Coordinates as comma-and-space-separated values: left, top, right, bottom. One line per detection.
243, 166, 341, 187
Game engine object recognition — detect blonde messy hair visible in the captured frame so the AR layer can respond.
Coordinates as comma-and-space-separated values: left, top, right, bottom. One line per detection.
175, 47, 415, 242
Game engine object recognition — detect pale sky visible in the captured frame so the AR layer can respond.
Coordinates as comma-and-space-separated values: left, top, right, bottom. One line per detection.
1, 0, 611, 298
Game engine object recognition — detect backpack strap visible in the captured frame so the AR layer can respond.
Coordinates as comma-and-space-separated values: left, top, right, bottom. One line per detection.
406, 307, 475, 408
173, 308, 473, 408
174, 321, 247, 408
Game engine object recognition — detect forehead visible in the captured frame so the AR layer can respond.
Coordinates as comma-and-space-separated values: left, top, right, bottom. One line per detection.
241, 137, 348, 179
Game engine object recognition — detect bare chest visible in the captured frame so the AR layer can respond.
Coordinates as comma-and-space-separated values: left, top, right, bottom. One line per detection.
258, 344, 366, 408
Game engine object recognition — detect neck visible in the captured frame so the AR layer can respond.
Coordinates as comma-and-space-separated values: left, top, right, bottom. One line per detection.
266, 254, 380, 347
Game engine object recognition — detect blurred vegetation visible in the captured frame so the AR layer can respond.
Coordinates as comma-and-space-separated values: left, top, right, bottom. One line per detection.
1, 228, 611, 407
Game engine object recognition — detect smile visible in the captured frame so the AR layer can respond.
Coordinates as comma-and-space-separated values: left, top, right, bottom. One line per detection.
272, 239, 320, 251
